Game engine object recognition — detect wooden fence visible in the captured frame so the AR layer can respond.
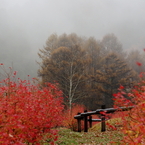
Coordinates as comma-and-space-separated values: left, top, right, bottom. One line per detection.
74, 105, 134, 132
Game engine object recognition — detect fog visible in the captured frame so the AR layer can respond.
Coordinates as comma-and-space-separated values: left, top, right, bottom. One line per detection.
0, 0, 145, 79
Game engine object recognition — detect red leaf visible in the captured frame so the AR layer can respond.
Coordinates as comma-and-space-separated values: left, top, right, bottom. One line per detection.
136, 61, 142, 66
100, 111, 106, 115
119, 85, 124, 89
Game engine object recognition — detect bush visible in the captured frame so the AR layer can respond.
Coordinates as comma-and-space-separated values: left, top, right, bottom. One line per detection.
62, 104, 86, 131
113, 72, 145, 144
0, 77, 64, 144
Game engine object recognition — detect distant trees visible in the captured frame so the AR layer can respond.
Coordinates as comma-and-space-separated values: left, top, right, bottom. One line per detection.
83, 37, 103, 109
126, 49, 145, 74
101, 33, 125, 58
38, 34, 89, 109
92, 53, 138, 107
38, 33, 139, 109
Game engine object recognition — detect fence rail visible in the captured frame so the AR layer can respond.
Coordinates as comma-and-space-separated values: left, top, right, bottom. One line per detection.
74, 105, 134, 132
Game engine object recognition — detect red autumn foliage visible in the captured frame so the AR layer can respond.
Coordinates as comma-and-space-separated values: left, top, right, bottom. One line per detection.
106, 122, 117, 131
113, 72, 145, 144
0, 77, 64, 144
62, 104, 86, 131
100, 111, 106, 116
119, 85, 124, 90
136, 61, 142, 66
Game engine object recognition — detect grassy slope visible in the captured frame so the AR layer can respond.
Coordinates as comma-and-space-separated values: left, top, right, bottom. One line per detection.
55, 118, 124, 145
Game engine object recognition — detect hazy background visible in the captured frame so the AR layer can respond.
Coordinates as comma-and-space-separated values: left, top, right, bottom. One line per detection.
0, 0, 145, 79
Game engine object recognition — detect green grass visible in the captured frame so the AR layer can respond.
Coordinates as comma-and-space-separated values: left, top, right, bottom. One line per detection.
55, 128, 123, 145
54, 118, 124, 145
41, 117, 124, 144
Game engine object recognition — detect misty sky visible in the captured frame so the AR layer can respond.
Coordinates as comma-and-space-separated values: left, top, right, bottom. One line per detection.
0, 0, 145, 78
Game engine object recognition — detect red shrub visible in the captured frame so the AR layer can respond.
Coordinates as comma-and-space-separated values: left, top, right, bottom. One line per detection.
62, 104, 86, 131
113, 73, 145, 144
0, 78, 64, 144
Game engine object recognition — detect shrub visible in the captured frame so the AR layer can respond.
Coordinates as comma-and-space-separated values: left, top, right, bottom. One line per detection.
113, 72, 145, 144
62, 104, 86, 131
0, 77, 64, 144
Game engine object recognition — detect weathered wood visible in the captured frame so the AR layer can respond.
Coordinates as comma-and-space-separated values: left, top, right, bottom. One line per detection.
77, 112, 82, 132
101, 115, 106, 132
77, 118, 81, 132
74, 105, 134, 132
74, 106, 134, 119
88, 118, 101, 122
101, 105, 106, 132
84, 110, 88, 132
89, 116, 92, 128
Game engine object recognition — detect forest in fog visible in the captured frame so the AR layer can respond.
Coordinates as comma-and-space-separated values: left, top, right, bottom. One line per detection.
38, 33, 145, 109
1, 0, 145, 109
1, 1, 145, 144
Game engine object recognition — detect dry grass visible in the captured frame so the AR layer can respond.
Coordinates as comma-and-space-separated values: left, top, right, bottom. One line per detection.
89, 117, 122, 132
54, 117, 124, 145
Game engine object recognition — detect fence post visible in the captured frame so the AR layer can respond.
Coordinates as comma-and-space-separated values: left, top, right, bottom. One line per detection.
101, 105, 106, 132
77, 118, 81, 132
84, 110, 88, 132
76, 112, 81, 132
89, 116, 92, 128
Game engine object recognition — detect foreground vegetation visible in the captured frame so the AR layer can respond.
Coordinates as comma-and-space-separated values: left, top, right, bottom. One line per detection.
56, 128, 123, 145
55, 117, 123, 145
0, 57, 145, 144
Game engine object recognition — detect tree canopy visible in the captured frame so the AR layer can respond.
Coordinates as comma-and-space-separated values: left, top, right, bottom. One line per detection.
38, 33, 140, 110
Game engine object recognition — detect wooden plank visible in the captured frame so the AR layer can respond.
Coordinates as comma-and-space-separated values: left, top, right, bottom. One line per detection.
74, 105, 134, 133
74, 106, 134, 119
88, 119, 101, 122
